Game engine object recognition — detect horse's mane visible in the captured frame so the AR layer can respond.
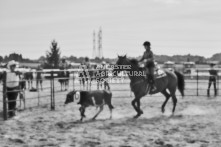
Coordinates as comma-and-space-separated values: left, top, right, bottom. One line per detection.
130, 59, 139, 67
129, 58, 144, 71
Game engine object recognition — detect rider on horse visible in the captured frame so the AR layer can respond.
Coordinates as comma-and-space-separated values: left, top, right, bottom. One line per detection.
139, 41, 156, 91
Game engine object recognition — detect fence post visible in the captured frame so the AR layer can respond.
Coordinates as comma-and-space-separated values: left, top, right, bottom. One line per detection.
217, 74, 219, 96
73, 71, 75, 90
50, 71, 55, 110
3, 71, 7, 120
196, 70, 199, 96
52, 71, 55, 110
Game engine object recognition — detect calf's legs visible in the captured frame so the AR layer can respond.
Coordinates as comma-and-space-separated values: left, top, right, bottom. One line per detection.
92, 105, 104, 120
79, 106, 86, 121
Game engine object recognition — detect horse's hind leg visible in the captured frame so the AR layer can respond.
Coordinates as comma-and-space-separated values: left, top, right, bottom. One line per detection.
136, 98, 143, 115
161, 89, 171, 113
108, 106, 113, 119
131, 99, 139, 115
171, 94, 177, 114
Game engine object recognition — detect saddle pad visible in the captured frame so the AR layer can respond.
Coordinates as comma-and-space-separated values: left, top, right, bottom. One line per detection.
154, 69, 166, 79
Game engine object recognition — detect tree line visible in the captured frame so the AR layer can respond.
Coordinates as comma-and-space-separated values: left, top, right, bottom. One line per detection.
1, 40, 221, 69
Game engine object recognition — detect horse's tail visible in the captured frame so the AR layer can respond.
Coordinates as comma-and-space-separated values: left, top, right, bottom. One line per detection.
174, 71, 185, 97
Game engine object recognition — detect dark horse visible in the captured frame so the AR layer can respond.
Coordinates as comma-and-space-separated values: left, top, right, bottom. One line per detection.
113, 55, 185, 118
58, 69, 70, 91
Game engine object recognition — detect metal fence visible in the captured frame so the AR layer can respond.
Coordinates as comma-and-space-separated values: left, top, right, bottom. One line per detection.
0, 69, 219, 120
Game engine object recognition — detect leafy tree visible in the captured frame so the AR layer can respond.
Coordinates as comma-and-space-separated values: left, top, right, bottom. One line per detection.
0, 56, 3, 62
46, 40, 61, 68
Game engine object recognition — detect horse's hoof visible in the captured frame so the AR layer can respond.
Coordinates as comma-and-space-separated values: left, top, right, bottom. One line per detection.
140, 110, 144, 114
133, 114, 140, 119
161, 108, 165, 113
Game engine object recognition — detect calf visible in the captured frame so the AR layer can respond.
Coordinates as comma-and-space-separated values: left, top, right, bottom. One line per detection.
64, 89, 114, 121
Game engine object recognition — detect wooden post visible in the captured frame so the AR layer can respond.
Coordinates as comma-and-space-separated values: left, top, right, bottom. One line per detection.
3, 71, 8, 120
73, 71, 75, 90
50, 71, 55, 110
52, 71, 55, 110
217, 74, 219, 96
196, 70, 199, 96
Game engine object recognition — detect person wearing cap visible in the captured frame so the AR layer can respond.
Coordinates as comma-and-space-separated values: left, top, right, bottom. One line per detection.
139, 41, 156, 91
6, 60, 21, 118
207, 63, 218, 96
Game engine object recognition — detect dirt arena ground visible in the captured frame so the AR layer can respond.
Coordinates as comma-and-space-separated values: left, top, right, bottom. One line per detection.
0, 79, 221, 147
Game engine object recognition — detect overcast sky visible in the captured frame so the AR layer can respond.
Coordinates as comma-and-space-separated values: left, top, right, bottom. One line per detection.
0, 0, 221, 59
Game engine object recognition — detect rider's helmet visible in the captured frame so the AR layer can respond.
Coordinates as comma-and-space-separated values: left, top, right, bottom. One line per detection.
143, 41, 151, 46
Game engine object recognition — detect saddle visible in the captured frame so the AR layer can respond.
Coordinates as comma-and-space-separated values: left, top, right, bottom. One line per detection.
154, 69, 166, 79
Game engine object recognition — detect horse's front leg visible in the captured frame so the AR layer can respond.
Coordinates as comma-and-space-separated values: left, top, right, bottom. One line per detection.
131, 98, 139, 117
133, 97, 143, 119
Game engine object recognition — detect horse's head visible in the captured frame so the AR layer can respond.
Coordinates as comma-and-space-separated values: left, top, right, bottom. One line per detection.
112, 55, 130, 76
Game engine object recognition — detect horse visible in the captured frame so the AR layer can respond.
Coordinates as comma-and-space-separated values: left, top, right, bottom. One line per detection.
58, 69, 70, 91
113, 55, 185, 118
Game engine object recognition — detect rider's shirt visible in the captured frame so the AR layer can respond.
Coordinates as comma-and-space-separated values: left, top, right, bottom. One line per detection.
141, 50, 155, 69
142, 50, 154, 62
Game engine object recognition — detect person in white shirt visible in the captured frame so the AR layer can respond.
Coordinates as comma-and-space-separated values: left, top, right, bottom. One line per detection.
6, 60, 20, 118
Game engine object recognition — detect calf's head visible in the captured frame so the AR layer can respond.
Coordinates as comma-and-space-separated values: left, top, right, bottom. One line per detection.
64, 90, 80, 105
